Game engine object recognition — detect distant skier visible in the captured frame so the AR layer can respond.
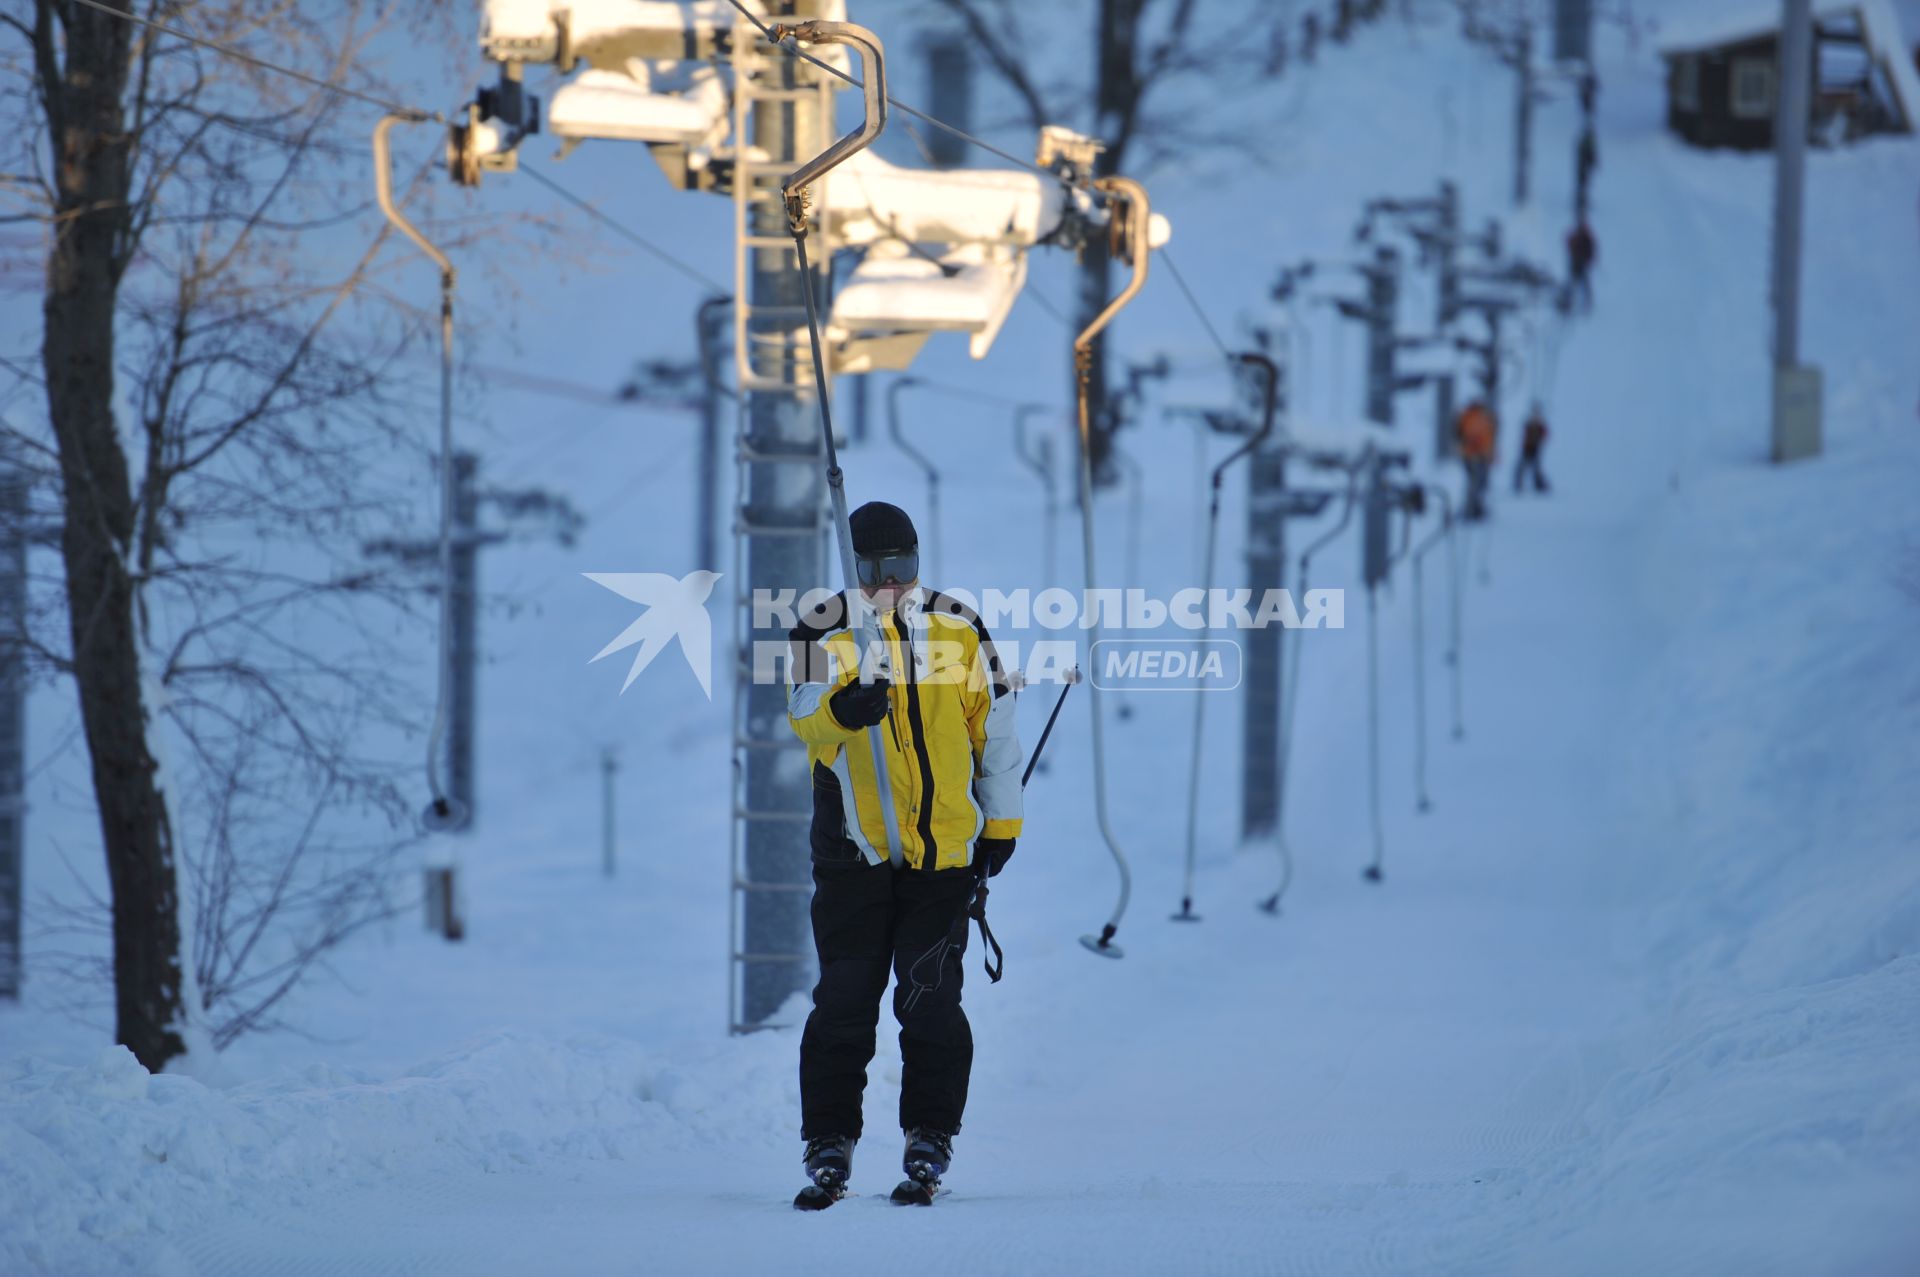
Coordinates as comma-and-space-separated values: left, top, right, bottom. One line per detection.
1456, 398, 1497, 521
1565, 220, 1597, 313
1513, 403, 1551, 494
1574, 127, 1599, 216
785, 501, 1023, 1210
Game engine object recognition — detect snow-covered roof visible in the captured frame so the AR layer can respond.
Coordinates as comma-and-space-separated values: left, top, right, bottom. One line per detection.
1658, 1, 1840, 54
1659, 1, 1918, 131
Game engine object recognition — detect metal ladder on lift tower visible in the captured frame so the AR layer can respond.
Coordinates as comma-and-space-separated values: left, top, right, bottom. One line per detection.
726, 20, 840, 1034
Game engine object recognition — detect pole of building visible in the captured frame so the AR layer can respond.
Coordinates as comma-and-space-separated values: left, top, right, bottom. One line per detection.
1240, 395, 1287, 842
1513, 19, 1534, 207
427, 450, 479, 942
1772, 0, 1808, 368
601, 746, 618, 878
449, 452, 478, 831
0, 455, 24, 1000
1770, 0, 1822, 461
695, 296, 730, 572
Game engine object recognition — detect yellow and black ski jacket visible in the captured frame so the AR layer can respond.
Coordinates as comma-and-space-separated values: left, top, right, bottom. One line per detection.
787, 586, 1023, 871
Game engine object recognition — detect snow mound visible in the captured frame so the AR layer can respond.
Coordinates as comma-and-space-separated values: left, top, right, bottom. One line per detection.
0, 1030, 795, 1275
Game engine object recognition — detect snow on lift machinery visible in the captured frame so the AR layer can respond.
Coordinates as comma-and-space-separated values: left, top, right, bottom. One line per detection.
884, 376, 940, 583
1408, 481, 1459, 813
776, 18, 909, 869
455, 0, 733, 187
1073, 174, 1154, 959
375, 112, 469, 835
456, 2, 1166, 373
1257, 440, 1371, 914
1173, 352, 1278, 923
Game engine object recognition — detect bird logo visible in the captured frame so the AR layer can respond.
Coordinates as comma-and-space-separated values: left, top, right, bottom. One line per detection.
584, 570, 722, 697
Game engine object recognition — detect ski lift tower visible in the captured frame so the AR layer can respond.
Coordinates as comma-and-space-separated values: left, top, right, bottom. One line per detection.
728, 7, 840, 1030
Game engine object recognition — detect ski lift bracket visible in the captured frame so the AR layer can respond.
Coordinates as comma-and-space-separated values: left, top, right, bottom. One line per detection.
773, 20, 888, 233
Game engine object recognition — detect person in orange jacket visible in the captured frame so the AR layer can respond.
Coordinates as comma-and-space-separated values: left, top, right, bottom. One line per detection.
1456, 398, 1497, 520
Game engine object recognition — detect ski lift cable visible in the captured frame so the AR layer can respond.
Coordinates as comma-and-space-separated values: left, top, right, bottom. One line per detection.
1161, 250, 1235, 364
778, 19, 908, 868
1174, 351, 1278, 924
721, 0, 1110, 202
517, 164, 731, 293
907, 379, 1049, 412
1022, 280, 1080, 334
67, 0, 448, 122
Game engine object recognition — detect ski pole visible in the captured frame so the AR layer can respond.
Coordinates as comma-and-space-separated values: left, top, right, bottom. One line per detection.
1021, 666, 1079, 788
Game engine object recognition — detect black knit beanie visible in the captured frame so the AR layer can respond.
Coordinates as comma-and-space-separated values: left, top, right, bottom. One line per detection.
849, 501, 918, 556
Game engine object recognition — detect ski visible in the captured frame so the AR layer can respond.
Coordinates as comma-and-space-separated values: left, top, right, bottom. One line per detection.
889, 1178, 940, 1206
793, 1183, 846, 1211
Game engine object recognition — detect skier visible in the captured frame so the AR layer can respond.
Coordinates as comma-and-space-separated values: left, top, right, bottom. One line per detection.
1513, 403, 1551, 494
1565, 220, 1598, 313
1574, 127, 1598, 217
785, 501, 1023, 1209
1455, 398, 1497, 521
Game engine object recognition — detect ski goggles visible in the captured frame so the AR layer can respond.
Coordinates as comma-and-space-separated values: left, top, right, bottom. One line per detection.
855, 549, 919, 589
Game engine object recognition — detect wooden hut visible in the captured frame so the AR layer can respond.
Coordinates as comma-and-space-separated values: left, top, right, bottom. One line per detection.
1660, 1, 1919, 149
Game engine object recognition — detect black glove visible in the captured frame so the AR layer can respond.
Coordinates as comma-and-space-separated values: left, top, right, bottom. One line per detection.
978, 837, 1015, 877
828, 677, 892, 730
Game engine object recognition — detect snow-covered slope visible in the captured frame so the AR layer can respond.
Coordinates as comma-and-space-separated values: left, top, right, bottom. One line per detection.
4, 3, 1918, 1274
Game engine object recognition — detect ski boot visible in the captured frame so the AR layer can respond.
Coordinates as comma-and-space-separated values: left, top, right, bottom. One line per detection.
794, 1134, 854, 1211
890, 1127, 952, 1206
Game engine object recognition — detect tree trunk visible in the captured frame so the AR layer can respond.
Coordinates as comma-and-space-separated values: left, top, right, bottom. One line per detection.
1078, 0, 1147, 485
38, 0, 186, 1072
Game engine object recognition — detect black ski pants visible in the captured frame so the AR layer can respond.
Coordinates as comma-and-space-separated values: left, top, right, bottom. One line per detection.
799, 860, 975, 1143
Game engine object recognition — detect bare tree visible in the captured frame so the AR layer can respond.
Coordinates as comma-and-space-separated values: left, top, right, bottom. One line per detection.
1, 0, 507, 1068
